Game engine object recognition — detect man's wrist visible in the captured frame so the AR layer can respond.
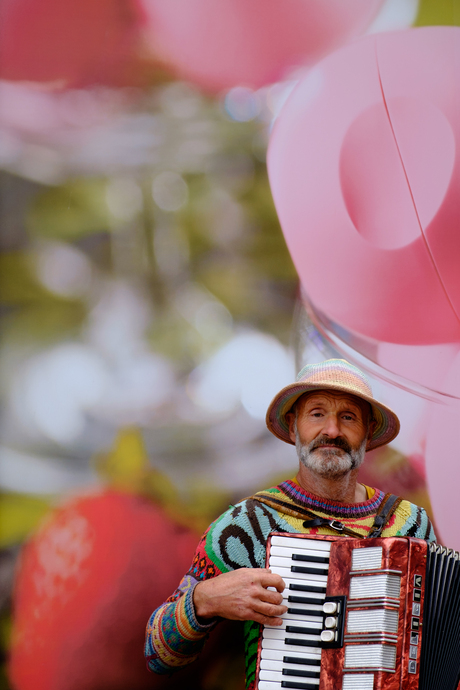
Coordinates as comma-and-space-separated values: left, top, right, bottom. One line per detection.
193, 581, 213, 621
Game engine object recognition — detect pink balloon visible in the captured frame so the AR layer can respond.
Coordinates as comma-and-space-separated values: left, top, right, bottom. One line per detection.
377, 342, 459, 477
378, 342, 460, 394
268, 27, 460, 345
140, 0, 384, 92
425, 352, 460, 550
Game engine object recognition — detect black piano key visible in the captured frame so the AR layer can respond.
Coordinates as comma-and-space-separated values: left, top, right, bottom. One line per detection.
281, 681, 318, 689
291, 565, 328, 575
289, 583, 327, 594
287, 608, 323, 616
285, 638, 321, 648
283, 668, 321, 678
292, 553, 329, 564
286, 625, 321, 635
283, 656, 321, 667
288, 595, 324, 605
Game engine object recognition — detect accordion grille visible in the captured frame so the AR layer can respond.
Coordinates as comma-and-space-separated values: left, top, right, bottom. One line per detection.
347, 609, 399, 634
342, 674, 374, 689
349, 574, 401, 600
344, 643, 397, 671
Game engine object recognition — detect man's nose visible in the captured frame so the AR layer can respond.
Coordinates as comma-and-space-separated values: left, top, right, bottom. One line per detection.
322, 415, 341, 438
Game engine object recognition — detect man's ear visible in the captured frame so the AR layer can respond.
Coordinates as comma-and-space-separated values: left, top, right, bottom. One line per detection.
365, 419, 378, 450
285, 411, 297, 444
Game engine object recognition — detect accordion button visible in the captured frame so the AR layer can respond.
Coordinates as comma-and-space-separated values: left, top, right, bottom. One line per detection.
324, 616, 338, 629
320, 630, 335, 643
323, 602, 338, 614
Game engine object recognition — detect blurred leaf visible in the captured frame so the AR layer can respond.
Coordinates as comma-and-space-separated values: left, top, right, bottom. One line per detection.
244, 172, 297, 281
0, 494, 49, 548
95, 427, 179, 505
0, 253, 52, 306
415, 0, 460, 25
95, 427, 148, 486
181, 480, 232, 533
27, 179, 112, 241
0, 253, 86, 343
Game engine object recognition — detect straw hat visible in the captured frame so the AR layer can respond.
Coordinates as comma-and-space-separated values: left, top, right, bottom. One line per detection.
266, 359, 400, 451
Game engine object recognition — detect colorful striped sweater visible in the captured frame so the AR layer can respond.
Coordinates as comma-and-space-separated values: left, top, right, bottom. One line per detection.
145, 480, 435, 688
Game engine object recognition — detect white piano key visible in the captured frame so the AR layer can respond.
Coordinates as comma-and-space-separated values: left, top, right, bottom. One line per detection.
263, 629, 322, 644
259, 669, 320, 684
258, 682, 282, 690
282, 578, 327, 596
262, 637, 322, 657
279, 611, 324, 624
260, 647, 322, 664
282, 596, 323, 609
258, 680, 320, 690
264, 619, 323, 631
270, 536, 332, 553
269, 545, 331, 562
269, 556, 329, 573
269, 566, 328, 584
260, 658, 321, 673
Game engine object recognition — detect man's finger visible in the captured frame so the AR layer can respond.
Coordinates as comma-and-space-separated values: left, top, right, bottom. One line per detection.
261, 587, 284, 606
252, 600, 287, 619
259, 570, 285, 592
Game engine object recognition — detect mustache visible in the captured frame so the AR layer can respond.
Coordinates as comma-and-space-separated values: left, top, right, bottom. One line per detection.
309, 435, 352, 454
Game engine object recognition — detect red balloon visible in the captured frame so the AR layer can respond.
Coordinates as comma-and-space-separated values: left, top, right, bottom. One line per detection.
268, 27, 460, 345
9, 490, 200, 690
0, 0, 143, 87
140, 0, 384, 92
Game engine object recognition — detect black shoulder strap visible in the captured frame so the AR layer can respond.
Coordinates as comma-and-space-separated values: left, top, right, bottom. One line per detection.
367, 493, 403, 538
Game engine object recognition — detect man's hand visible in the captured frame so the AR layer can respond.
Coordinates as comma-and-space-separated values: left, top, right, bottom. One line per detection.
193, 568, 287, 626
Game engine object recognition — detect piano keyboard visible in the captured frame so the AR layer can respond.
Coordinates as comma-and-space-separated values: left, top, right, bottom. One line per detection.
258, 535, 334, 690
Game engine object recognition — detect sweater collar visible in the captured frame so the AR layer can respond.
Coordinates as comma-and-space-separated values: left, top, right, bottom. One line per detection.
277, 479, 385, 518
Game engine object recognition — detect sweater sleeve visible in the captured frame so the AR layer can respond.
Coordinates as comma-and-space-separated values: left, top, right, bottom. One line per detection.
145, 498, 282, 675
390, 500, 437, 543
144, 526, 222, 675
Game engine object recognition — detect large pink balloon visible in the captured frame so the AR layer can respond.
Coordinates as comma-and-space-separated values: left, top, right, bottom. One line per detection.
140, 0, 384, 92
268, 27, 460, 345
378, 342, 460, 394
425, 353, 460, 550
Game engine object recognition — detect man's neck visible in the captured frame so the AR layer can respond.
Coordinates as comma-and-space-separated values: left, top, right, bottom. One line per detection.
295, 466, 366, 504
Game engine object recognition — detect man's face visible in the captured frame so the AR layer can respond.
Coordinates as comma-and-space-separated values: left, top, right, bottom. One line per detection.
286, 390, 373, 479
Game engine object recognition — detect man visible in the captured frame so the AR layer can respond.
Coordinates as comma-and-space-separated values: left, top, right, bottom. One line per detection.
145, 359, 435, 688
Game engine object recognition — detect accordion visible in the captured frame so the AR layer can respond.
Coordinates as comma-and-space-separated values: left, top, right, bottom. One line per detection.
255, 534, 460, 690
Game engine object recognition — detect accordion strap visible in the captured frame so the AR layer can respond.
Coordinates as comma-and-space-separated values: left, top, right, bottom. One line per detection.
246, 490, 402, 540
367, 493, 402, 538
247, 493, 364, 539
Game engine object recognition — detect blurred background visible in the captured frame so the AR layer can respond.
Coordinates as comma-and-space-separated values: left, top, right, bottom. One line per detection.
0, 0, 459, 688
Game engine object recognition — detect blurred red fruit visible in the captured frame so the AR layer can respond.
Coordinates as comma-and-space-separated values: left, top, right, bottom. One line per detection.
9, 490, 201, 690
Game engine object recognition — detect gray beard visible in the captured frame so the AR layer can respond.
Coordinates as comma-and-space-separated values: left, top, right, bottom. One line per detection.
294, 423, 367, 479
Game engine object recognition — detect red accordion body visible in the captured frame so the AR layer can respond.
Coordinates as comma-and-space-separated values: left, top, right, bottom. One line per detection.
255, 534, 460, 690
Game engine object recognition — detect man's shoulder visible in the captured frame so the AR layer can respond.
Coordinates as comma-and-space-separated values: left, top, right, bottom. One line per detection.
200, 485, 292, 573
389, 497, 436, 542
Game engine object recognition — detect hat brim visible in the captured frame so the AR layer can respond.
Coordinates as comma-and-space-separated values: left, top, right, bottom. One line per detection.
266, 381, 400, 451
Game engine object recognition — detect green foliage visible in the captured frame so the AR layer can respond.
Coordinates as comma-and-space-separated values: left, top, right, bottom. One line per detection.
415, 0, 460, 26
0, 493, 50, 548
27, 179, 112, 241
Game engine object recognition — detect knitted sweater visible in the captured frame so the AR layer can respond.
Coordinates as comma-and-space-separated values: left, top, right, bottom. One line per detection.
145, 480, 435, 689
